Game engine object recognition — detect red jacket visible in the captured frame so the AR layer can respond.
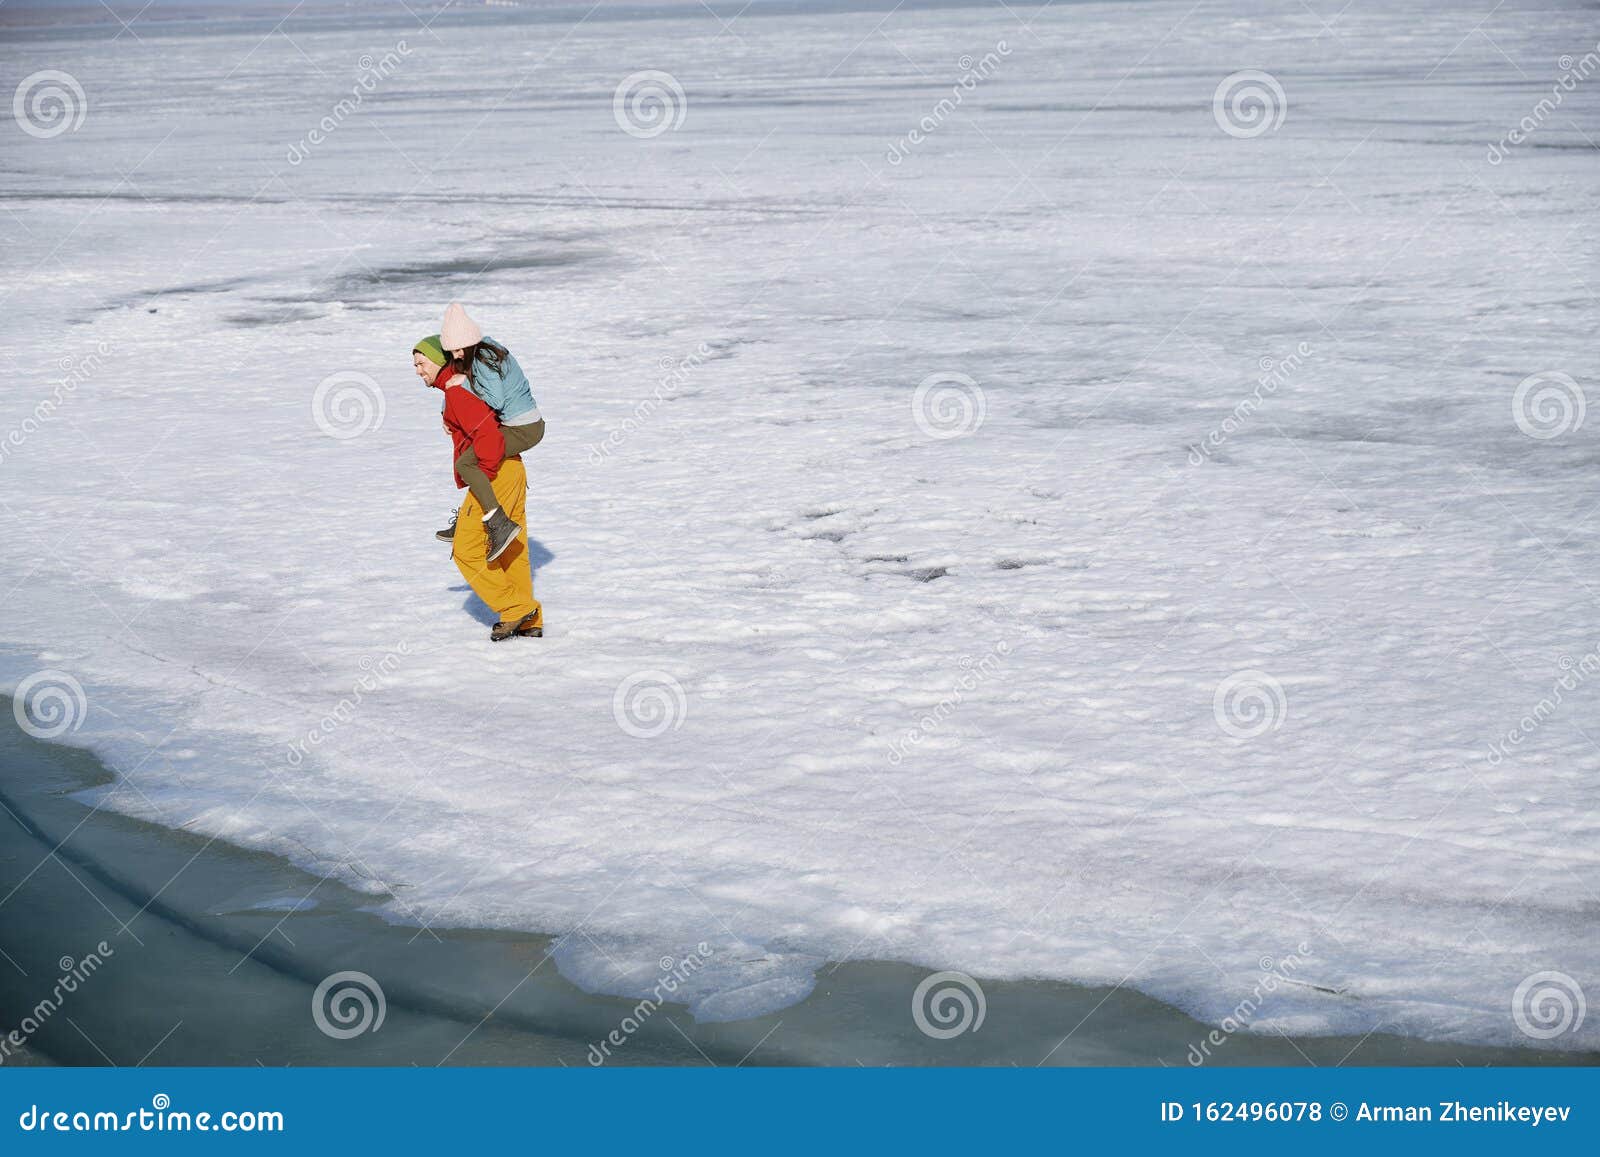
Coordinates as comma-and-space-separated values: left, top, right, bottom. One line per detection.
439, 372, 506, 488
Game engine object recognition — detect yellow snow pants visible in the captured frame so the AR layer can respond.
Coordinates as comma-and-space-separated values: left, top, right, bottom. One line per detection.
452, 457, 543, 629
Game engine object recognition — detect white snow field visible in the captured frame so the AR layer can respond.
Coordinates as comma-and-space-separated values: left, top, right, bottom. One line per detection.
2, 0, 1598, 1048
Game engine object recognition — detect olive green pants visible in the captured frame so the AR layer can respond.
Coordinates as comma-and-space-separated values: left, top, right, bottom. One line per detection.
457, 419, 544, 517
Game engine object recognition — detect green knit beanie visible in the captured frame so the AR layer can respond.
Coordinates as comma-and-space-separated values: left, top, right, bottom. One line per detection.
412, 334, 447, 368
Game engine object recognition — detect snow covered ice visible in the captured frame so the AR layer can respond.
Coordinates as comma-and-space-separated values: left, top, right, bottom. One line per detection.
2, 0, 1598, 1051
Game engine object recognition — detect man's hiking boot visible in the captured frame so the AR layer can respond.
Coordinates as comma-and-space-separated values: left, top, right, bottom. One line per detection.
490, 612, 540, 642
435, 513, 458, 542
484, 507, 521, 562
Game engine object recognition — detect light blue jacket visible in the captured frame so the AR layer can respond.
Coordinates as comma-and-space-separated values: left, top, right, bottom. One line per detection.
468, 337, 541, 426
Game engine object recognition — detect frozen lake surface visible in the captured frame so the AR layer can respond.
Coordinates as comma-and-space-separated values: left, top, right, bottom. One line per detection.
6, 711, 1587, 1067
2, 0, 1598, 1051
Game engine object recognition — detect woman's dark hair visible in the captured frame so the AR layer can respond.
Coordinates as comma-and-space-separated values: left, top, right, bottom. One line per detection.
451, 338, 509, 378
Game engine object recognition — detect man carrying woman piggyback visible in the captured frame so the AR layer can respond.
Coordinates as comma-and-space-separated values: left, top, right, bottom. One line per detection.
411, 303, 546, 642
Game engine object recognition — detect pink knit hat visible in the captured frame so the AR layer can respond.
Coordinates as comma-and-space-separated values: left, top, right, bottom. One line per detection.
440, 302, 482, 351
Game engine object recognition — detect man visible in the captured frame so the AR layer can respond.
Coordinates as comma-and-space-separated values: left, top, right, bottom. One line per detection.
413, 335, 543, 641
